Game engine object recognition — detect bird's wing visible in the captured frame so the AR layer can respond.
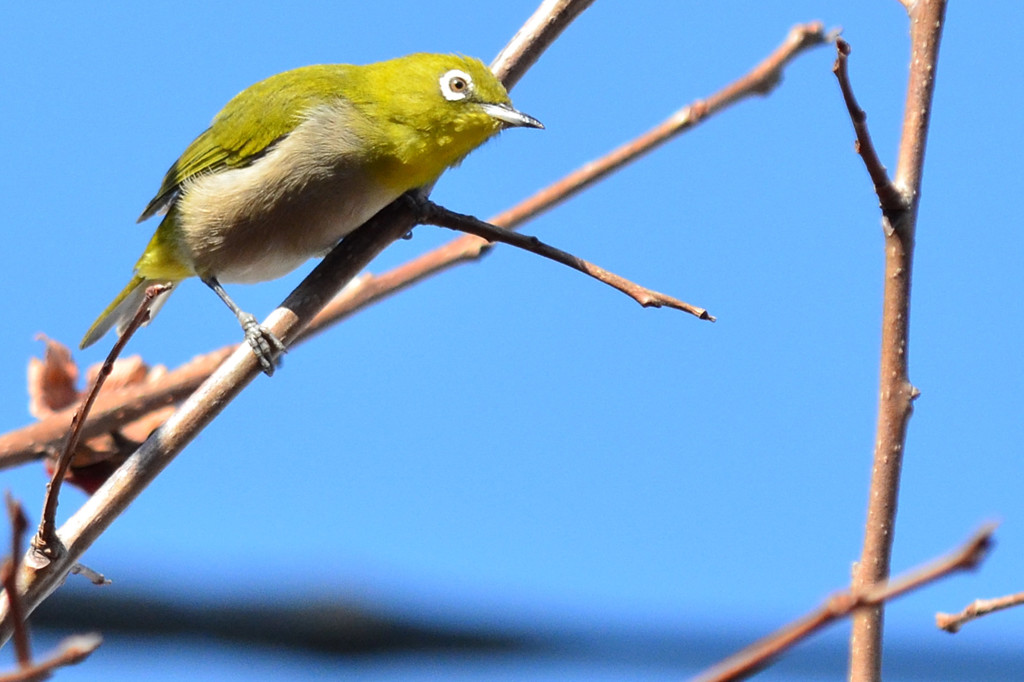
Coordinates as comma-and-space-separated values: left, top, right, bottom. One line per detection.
137, 64, 353, 222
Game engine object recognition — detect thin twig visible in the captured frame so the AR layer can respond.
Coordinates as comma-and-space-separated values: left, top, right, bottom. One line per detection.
0, 634, 102, 682
2, 495, 30, 667
694, 524, 995, 682
832, 39, 904, 212
68, 563, 110, 586
936, 590, 1024, 633
33, 285, 170, 559
0, 4, 584, 645
420, 200, 713, 320
845, 2, 948, 680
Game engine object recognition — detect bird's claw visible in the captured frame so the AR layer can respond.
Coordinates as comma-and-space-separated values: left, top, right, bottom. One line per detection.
241, 316, 286, 376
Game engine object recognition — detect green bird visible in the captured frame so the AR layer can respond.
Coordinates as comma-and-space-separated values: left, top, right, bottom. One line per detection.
81, 53, 542, 374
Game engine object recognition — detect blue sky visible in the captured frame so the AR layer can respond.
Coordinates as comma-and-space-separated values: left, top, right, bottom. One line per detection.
2, 1, 1023, 679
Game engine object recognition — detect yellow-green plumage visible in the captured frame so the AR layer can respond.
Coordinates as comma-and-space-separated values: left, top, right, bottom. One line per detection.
81, 53, 541, 367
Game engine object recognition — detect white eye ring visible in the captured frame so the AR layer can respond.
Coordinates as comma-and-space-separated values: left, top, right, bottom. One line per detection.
440, 69, 473, 101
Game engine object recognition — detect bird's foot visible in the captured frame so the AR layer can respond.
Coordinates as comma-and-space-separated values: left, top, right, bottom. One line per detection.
240, 314, 287, 376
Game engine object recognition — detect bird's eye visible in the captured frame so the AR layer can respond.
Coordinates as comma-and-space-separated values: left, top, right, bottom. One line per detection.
440, 69, 473, 101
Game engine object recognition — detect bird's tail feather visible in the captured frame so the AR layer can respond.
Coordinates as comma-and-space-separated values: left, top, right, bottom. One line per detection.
80, 276, 175, 349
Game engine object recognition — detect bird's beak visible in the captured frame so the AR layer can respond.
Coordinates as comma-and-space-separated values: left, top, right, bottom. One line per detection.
480, 102, 544, 129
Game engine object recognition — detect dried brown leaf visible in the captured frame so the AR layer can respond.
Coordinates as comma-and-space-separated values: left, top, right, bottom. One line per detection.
27, 336, 80, 418
28, 338, 178, 494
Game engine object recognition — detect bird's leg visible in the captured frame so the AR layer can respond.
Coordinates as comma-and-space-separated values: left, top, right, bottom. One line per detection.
201, 276, 286, 376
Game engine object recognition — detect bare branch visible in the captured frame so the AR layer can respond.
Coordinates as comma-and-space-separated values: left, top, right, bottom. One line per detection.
846, 2, 949, 680
694, 524, 995, 682
490, 0, 596, 89
892, 2, 946, 206
832, 38, 904, 213
937, 590, 1024, 633
420, 201, 713, 320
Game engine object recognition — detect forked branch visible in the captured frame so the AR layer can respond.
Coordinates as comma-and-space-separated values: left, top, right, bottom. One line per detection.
842, 2, 949, 680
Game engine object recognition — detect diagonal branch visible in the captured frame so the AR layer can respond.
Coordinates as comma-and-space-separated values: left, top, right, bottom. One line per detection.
832, 39, 904, 213
491, 0, 596, 89
694, 524, 995, 682
419, 200, 713, 319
